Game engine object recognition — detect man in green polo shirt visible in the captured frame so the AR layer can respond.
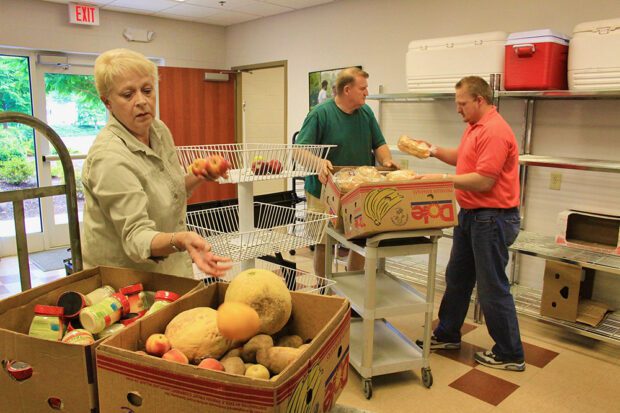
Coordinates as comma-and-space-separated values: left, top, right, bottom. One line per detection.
296, 67, 398, 277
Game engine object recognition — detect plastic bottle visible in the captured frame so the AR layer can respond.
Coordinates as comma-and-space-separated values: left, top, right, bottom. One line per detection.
119, 283, 147, 313
62, 329, 95, 345
84, 285, 116, 306
144, 290, 180, 316
79, 293, 129, 334
29, 305, 64, 341
57, 290, 87, 320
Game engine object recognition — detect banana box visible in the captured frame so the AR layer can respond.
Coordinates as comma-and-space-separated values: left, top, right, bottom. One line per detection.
340, 179, 457, 239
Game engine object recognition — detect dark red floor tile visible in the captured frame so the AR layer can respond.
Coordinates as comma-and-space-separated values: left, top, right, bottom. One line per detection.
436, 341, 487, 367
449, 368, 519, 406
431, 319, 478, 336
523, 341, 559, 368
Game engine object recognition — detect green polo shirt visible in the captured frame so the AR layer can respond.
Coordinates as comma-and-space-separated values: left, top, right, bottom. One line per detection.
295, 99, 386, 198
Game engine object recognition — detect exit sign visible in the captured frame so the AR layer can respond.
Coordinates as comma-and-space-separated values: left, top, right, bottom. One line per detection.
68, 3, 99, 26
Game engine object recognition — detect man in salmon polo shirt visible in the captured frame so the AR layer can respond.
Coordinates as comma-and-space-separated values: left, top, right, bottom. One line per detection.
414, 76, 524, 371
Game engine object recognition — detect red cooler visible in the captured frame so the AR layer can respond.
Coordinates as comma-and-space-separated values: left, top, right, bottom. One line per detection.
505, 29, 570, 90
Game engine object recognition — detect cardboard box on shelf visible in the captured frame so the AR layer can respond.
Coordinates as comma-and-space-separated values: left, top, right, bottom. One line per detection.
0, 266, 202, 413
96, 283, 350, 413
555, 209, 620, 255
339, 178, 457, 239
540, 260, 610, 326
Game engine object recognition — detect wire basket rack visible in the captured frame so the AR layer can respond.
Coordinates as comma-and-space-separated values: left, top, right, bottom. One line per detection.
176, 143, 335, 183
186, 202, 335, 262
196, 258, 335, 295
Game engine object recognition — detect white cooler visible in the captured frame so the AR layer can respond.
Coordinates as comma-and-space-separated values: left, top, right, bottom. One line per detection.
406, 31, 507, 93
568, 17, 620, 90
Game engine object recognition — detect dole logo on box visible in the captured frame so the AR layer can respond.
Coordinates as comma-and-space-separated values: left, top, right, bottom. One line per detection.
411, 199, 454, 224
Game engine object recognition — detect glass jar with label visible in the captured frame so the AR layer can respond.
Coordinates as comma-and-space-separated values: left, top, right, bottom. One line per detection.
97, 323, 125, 340
84, 285, 116, 306
62, 329, 95, 345
119, 283, 147, 313
29, 305, 64, 341
144, 290, 180, 316
79, 293, 129, 334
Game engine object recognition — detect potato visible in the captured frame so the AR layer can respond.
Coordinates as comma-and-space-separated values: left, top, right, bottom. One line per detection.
276, 335, 303, 348
241, 334, 273, 363
221, 356, 246, 376
245, 364, 270, 380
221, 347, 242, 361
256, 346, 302, 374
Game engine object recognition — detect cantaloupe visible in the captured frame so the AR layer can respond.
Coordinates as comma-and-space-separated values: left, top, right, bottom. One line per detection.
225, 269, 292, 335
164, 307, 232, 364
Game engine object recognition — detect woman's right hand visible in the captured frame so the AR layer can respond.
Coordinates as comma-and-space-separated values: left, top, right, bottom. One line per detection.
178, 231, 233, 277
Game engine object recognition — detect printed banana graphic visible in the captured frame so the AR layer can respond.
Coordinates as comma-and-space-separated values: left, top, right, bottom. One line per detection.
364, 188, 404, 225
286, 363, 322, 413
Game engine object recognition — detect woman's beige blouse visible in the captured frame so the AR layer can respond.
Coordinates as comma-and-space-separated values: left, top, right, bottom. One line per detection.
81, 115, 194, 277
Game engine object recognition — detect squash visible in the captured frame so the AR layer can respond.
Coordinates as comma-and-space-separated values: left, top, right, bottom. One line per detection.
225, 268, 292, 335
217, 302, 261, 341
165, 307, 232, 364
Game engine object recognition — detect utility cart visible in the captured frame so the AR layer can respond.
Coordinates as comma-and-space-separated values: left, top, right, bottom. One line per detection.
325, 226, 443, 399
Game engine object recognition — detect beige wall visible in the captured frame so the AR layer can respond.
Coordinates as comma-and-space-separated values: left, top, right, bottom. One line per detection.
0, 0, 226, 68
225, 0, 620, 139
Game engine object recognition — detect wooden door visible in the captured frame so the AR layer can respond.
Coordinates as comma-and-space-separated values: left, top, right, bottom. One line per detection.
158, 67, 236, 204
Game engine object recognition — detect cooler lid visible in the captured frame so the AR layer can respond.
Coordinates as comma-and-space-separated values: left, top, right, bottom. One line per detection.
409, 31, 507, 50
573, 18, 620, 35
507, 29, 570, 46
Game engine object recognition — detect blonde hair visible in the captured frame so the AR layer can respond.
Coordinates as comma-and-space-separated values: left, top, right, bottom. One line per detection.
335, 67, 368, 95
94, 48, 157, 98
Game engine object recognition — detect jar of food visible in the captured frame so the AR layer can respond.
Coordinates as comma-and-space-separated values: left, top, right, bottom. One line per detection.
57, 290, 87, 320
79, 293, 129, 334
61, 329, 95, 345
119, 311, 146, 326
97, 323, 125, 340
144, 290, 180, 316
119, 283, 147, 313
28, 305, 64, 341
84, 285, 116, 306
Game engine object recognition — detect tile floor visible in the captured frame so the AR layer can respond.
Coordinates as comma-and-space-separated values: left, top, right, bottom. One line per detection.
1, 248, 619, 412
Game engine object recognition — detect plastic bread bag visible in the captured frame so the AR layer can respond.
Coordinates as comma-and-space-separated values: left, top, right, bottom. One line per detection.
397, 135, 431, 158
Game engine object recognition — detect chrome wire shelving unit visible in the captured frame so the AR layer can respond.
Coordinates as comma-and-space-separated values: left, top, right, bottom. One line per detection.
196, 257, 335, 295
176, 143, 333, 183
366, 86, 620, 345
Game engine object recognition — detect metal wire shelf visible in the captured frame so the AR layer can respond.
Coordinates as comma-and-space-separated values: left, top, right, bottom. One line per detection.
176, 143, 335, 183
186, 202, 335, 262
196, 258, 335, 295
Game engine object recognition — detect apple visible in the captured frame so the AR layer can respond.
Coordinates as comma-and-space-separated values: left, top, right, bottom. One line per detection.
267, 159, 283, 175
145, 333, 171, 357
197, 357, 225, 371
204, 155, 231, 179
190, 158, 208, 177
161, 348, 189, 364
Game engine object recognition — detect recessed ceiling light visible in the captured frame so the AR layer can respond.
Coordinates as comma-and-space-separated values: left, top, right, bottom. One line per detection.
173, 0, 186, 3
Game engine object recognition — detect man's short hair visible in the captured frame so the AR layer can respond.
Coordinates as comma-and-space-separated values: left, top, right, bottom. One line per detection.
455, 76, 493, 104
335, 67, 369, 95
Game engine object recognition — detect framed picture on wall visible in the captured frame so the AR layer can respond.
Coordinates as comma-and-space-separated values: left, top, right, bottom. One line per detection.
308, 66, 362, 111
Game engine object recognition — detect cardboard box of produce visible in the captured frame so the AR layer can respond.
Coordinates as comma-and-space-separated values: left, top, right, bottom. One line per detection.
323, 166, 397, 231
340, 178, 457, 239
96, 283, 351, 413
0, 266, 202, 413
555, 209, 620, 255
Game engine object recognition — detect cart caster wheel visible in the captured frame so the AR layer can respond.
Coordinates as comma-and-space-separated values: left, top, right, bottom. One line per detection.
421, 368, 433, 388
289, 249, 296, 256
362, 379, 373, 399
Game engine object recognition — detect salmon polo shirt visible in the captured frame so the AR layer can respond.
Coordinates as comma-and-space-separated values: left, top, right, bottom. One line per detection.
455, 106, 520, 209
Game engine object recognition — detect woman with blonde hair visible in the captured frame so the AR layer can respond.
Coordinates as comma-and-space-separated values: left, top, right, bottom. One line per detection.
82, 48, 231, 278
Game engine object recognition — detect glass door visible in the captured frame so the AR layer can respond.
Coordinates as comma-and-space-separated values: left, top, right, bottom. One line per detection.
35, 63, 106, 248
0, 49, 105, 256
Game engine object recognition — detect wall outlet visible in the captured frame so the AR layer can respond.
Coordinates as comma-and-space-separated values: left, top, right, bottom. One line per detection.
549, 172, 562, 190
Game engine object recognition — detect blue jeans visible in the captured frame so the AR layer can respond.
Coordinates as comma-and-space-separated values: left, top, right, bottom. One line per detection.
434, 207, 524, 360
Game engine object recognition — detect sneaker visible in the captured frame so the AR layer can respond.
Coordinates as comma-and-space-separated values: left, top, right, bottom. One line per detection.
415, 335, 461, 350
474, 350, 525, 371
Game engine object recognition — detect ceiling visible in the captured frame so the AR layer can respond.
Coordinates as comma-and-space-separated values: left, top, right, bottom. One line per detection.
41, 0, 335, 26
